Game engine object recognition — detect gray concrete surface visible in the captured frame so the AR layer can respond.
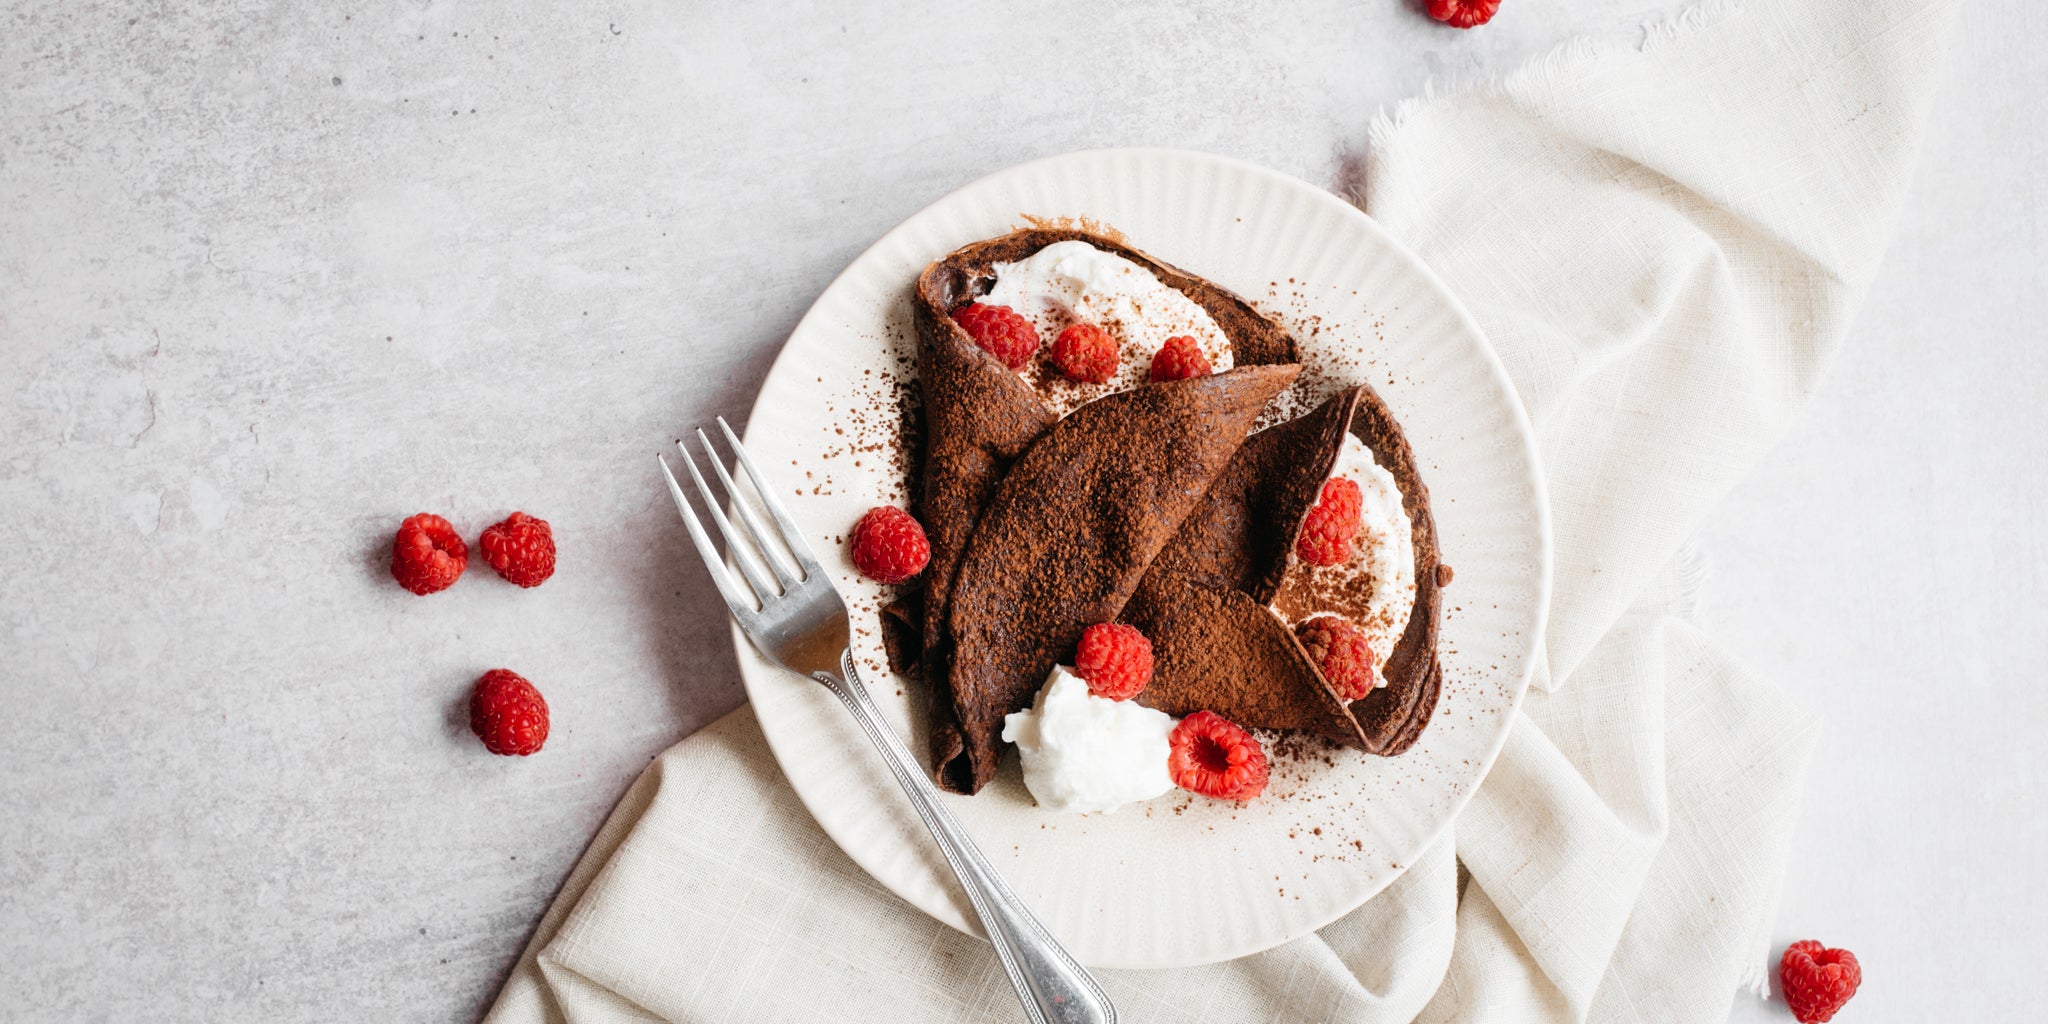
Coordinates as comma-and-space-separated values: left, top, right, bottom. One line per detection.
2, 1, 2039, 1021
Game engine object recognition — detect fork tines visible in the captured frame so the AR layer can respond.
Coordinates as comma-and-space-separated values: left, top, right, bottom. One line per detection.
657, 418, 821, 618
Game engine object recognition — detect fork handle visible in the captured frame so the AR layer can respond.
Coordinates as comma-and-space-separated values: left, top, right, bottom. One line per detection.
816, 651, 1116, 1024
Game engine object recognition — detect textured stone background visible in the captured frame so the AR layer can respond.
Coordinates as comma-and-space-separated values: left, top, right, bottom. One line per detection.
2, 1, 2040, 1021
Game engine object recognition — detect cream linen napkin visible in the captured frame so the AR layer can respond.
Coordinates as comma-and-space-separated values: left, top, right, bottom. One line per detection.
485, 1, 1960, 1020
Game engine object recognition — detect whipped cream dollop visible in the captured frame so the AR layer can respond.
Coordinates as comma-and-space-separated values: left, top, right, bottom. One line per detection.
1000, 665, 1177, 814
1273, 433, 1417, 688
975, 240, 1235, 415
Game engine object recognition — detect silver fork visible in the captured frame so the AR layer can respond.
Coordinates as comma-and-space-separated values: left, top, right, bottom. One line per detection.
658, 418, 1115, 1024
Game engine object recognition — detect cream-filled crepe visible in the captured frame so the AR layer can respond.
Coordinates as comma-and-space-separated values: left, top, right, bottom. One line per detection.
894, 227, 1300, 794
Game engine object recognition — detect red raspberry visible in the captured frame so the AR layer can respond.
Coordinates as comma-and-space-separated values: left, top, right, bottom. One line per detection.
1147, 335, 1213, 382
952, 302, 1040, 370
1052, 323, 1120, 384
479, 511, 556, 588
850, 506, 930, 585
390, 512, 467, 595
1320, 476, 1363, 514
469, 668, 549, 756
1294, 615, 1376, 700
1168, 711, 1269, 801
1295, 478, 1363, 566
1780, 941, 1861, 1023
1074, 622, 1153, 700
1428, 0, 1500, 29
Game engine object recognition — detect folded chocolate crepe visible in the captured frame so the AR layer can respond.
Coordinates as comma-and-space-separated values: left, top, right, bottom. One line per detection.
942, 364, 1297, 792
1127, 385, 1445, 756
1122, 390, 1369, 748
901, 228, 1301, 793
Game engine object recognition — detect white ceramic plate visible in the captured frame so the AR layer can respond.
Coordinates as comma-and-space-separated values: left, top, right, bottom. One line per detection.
736, 148, 1550, 969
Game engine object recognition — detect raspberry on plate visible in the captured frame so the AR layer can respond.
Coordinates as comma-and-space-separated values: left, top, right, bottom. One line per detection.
1428, 0, 1501, 29
1295, 477, 1364, 566
1052, 323, 1119, 384
1074, 622, 1153, 700
1294, 615, 1376, 700
390, 512, 467, 595
1780, 940, 1861, 1023
470, 668, 549, 756
1168, 710, 1269, 801
1147, 335, 1213, 382
479, 511, 556, 588
850, 506, 931, 585
952, 302, 1040, 370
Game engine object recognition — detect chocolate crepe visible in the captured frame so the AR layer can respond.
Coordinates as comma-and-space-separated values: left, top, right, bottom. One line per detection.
1128, 384, 1445, 756
905, 228, 1300, 792
940, 363, 1298, 793
1124, 390, 1367, 747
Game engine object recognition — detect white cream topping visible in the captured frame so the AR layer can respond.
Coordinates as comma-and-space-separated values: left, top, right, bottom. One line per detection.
975, 240, 1235, 416
1000, 665, 1178, 814
1329, 434, 1416, 687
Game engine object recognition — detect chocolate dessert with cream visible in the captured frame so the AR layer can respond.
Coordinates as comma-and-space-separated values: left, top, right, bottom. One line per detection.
890, 226, 1443, 798
1130, 387, 1445, 757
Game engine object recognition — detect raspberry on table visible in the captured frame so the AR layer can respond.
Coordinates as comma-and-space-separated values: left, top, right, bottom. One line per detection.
1147, 335, 1213, 382
1051, 323, 1119, 384
1780, 941, 1861, 1023
1294, 615, 1376, 700
1428, 0, 1501, 29
952, 302, 1040, 370
479, 511, 556, 588
390, 512, 467, 595
1074, 622, 1153, 700
1295, 477, 1364, 567
1168, 711, 1269, 801
850, 506, 931, 585
470, 668, 550, 756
